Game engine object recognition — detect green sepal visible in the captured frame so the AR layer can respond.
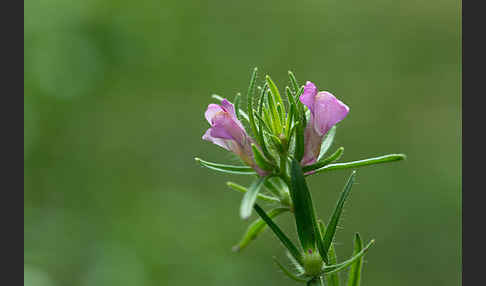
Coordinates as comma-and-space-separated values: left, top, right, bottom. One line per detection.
309, 154, 406, 175
211, 94, 249, 123
321, 171, 357, 258
251, 143, 274, 171
273, 257, 308, 283
234, 92, 242, 121
323, 239, 374, 274
254, 203, 303, 265
318, 221, 340, 286
317, 126, 336, 161
289, 158, 323, 259
240, 177, 267, 219
346, 233, 364, 286
226, 181, 279, 203
233, 207, 290, 252
303, 147, 344, 173
195, 157, 256, 175
246, 67, 259, 138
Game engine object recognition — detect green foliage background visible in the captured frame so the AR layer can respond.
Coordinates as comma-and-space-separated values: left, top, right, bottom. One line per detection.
24, 0, 461, 285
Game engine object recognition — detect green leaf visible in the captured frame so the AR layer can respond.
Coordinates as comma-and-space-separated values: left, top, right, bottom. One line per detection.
195, 158, 256, 175
254, 113, 275, 163
273, 257, 308, 283
295, 86, 306, 125
346, 233, 364, 286
303, 147, 344, 173
251, 144, 274, 171
318, 221, 339, 286
240, 177, 267, 219
211, 94, 249, 122
317, 126, 336, 161
257, 83, 268, 115
265, 82, 282, 134
266, 75, 285, 118
288, 70, 299, 94
226, 182, 279, 203
323, 239, 374, 275
307, 277, 325, 286
234, 92, 242, 121
289, 158, 322, 258
254, 203, 303, 264
321, 171, 357, 258
310, 154, 406, 175
233, 208, 290, 252
247, 67, 259, 137
285, 86, 297, 138
294, 121, 305, 161
264, 178, 284, 198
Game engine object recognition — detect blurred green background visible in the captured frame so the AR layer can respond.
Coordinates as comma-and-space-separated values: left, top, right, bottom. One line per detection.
24, 0, 461, 285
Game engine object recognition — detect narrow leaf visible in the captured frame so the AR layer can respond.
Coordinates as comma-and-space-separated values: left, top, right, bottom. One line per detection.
346, 233, 364, 286
317, 126, 336, 161
289, 158, 322, 258
303, 147, 344, 173
258, 83, 268, 115
254, 203, 303, 264
322, 171, 357, 257
247, 67, 259, 137
234, 92, 242, 121
288, 70, 299, 94
240, 177, 267, 219
226, 182, 279, 203
318, 221, 340, 286
294, 121, 305, 161
251, 144, 274, 171
266, 75, 285, 117
264, 178, 284, 198
195, 158, 256, 175
307, 277, 325, 286
310, 154, 406, 175
273, 257, 308, 283
233, 208, 290, 252
285, 86, 297, 138
265, 82, 282, 134
323, 240, 374, 274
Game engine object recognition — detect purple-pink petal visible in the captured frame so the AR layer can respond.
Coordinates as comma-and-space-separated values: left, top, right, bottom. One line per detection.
299, 82, 349, 167
313, 92, 349, 136
202, 128, 230, 151
299, 81, 318, 114
205, 104, 223, 124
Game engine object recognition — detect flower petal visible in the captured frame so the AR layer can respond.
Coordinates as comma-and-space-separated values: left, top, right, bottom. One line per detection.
299, 81, 318, 114
202, 128, 230, 151
205, 104, 223, 124
313, 92, 349, 136
221, 99, 237, 118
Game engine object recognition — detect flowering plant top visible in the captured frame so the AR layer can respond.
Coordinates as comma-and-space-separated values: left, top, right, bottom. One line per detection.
195, 68, 405, 285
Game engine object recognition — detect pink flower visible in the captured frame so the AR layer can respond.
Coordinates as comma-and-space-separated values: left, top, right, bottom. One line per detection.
203, 99, 268, 176
299, 81, 349, 166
